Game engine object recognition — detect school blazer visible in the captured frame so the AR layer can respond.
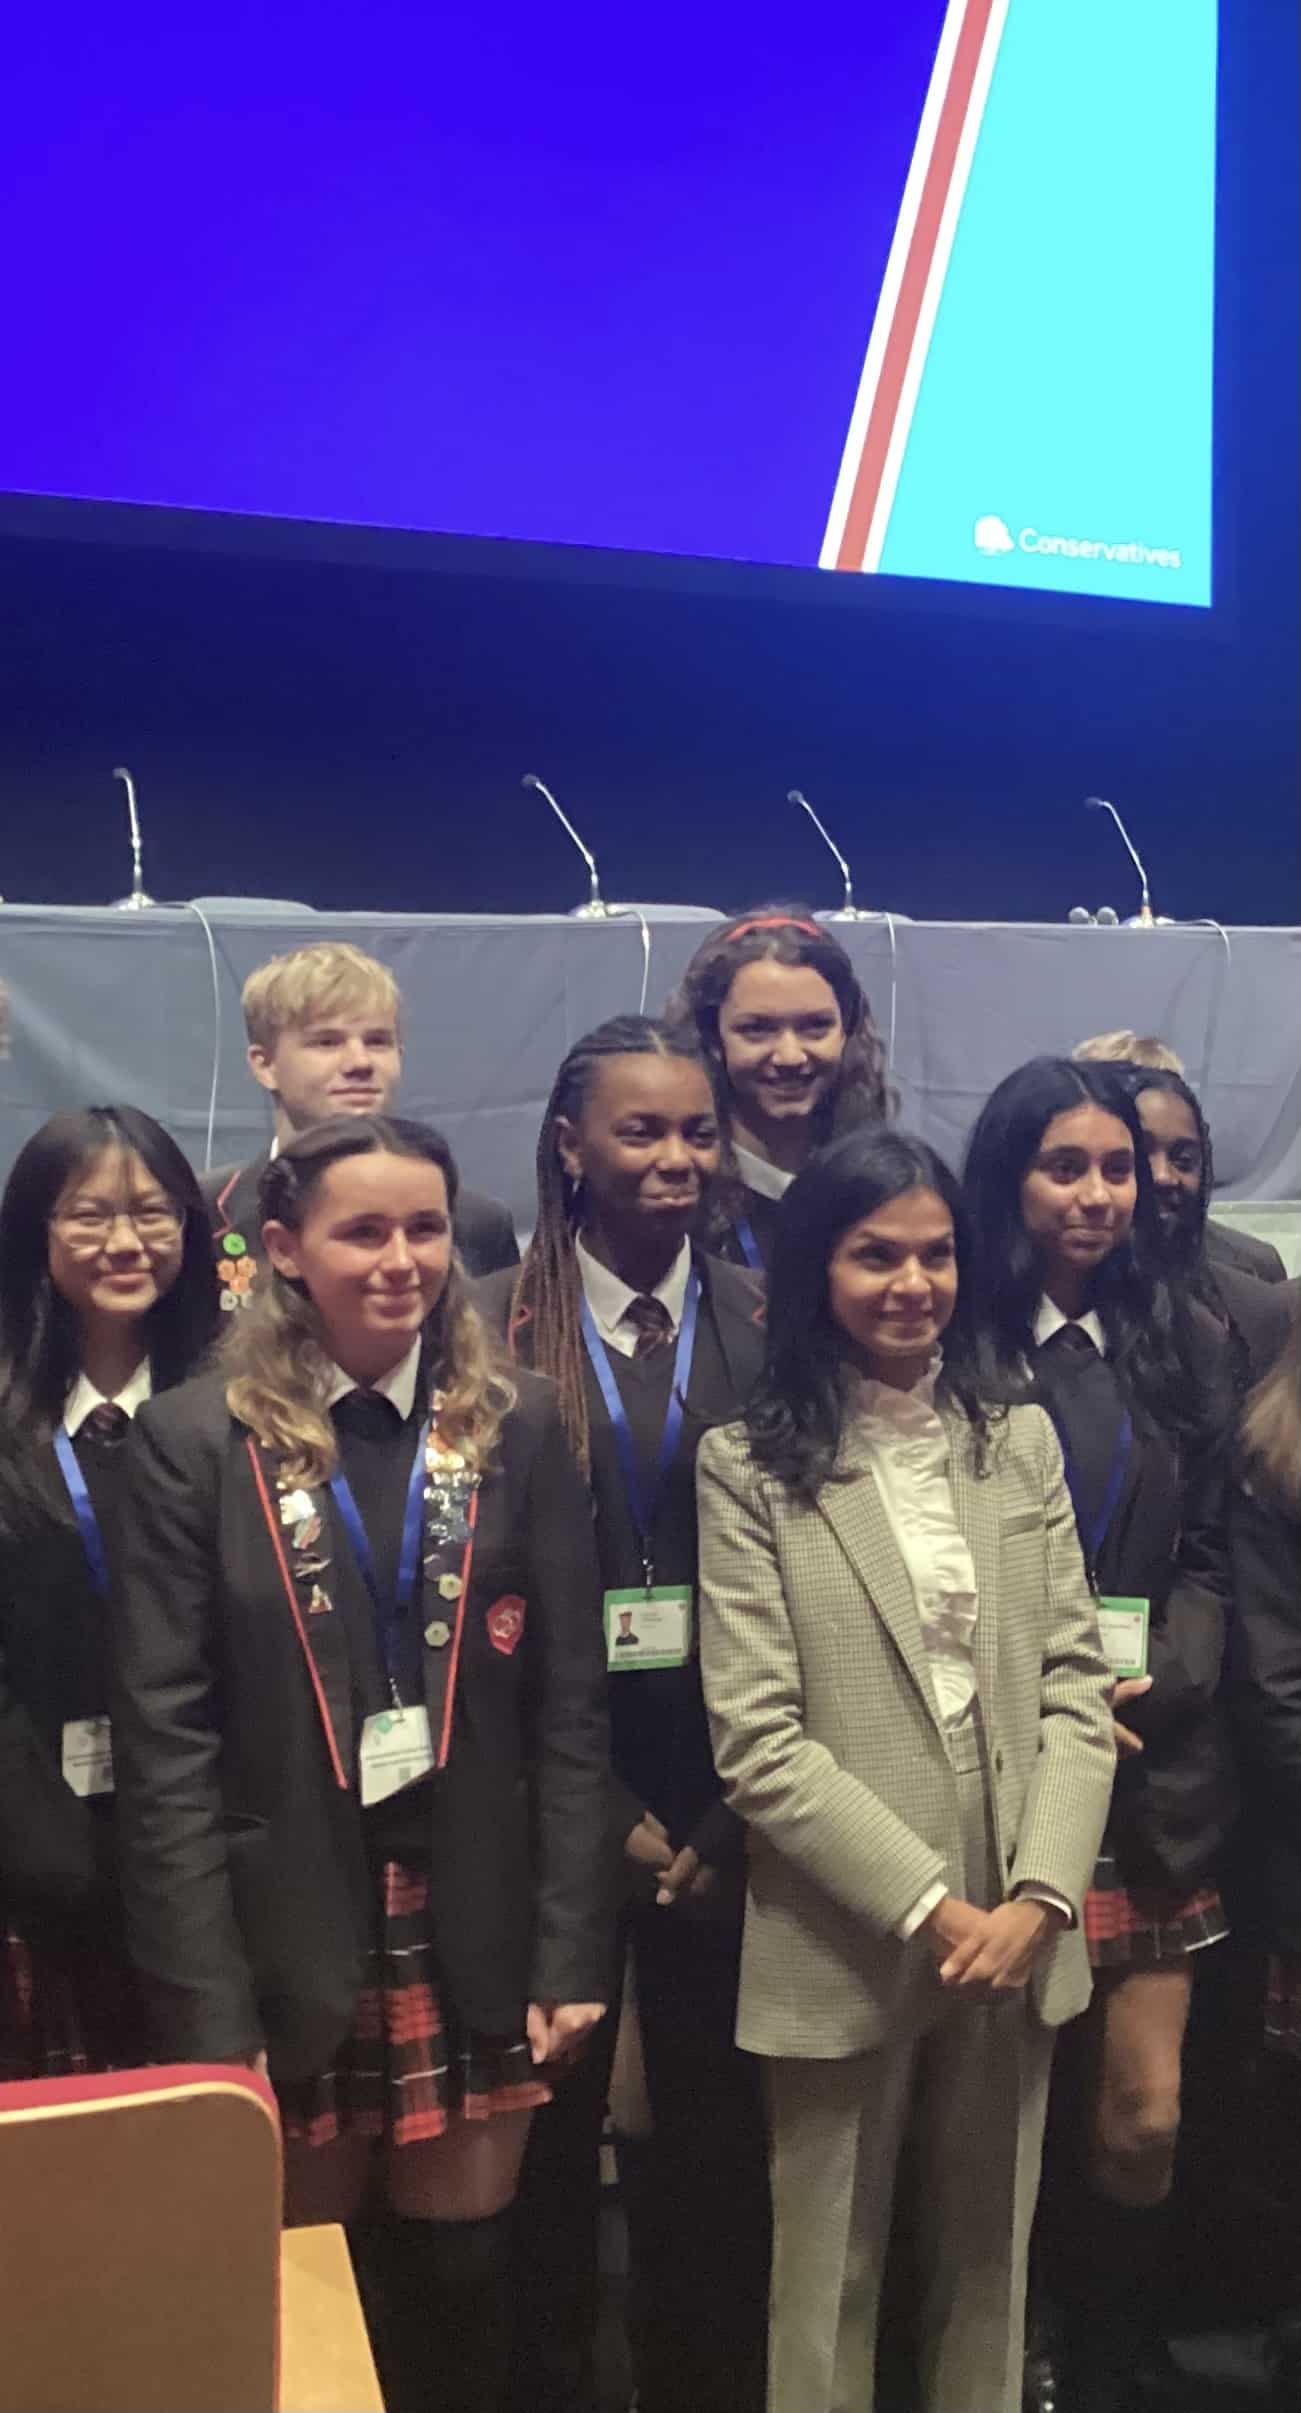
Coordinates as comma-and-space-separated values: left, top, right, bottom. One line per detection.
201, 1152, 520, 1282
1224, 1477, 1301, 1953
0, 1485, 109, 1913
109, 1366, 611, 2080
1034, 1322, 1235, 1895
696, 1404, 1116, 2060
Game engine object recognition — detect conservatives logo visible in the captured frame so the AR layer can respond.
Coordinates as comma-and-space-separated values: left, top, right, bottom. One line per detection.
973, 514, 1183, 571
974, 514, 1015, 557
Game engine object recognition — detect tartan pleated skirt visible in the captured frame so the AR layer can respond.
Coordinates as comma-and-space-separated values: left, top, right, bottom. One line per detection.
277, 1858, 551, 2150
0, 1905, 147, 2080
1083, 1850, 1228, 1970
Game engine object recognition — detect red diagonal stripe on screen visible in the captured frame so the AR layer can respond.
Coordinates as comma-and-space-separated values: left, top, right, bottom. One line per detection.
833, 0, 997, 572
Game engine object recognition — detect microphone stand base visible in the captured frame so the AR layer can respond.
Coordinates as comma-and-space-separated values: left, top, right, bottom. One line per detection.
570, 901, 615, 919
820, 907, 908, 923
112, 891, 157, 911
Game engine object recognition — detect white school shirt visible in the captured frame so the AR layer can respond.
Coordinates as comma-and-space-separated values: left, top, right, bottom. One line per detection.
574, 1236, 693, 1359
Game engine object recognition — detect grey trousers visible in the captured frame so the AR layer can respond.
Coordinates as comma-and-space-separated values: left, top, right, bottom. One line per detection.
764, 1717, 1055, 2413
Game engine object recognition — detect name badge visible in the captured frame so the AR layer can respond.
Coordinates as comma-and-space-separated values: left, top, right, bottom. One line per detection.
359, 1705, 435, 1806
1096, 1595, 1150, 1681
604, 1585, 692, 1671
62, 1716, 114, 1798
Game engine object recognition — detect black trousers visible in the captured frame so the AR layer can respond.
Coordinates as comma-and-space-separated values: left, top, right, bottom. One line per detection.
508, 1904, 771, 2413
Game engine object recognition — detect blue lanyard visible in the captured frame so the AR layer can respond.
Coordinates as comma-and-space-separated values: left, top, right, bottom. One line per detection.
329, 1416, 430, 1695
734, 1218, 764, 1272
580, 1272, 700, 1588
53, 1427, 112, 1600
1049, 1406, 1133, 1579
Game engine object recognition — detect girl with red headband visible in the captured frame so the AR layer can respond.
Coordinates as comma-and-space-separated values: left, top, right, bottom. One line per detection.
666, 905, 893, 1269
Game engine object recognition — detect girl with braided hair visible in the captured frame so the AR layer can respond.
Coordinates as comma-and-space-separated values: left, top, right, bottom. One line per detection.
666, 903, 893, 1271
478, 1016, 771, 2413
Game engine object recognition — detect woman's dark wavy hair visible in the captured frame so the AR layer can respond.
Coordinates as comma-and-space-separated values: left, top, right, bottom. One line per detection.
666, 905, 895, 1234
0, 1107, 219, 1535
745, 1127, 998, 1501
961, 1056, 1219, 1449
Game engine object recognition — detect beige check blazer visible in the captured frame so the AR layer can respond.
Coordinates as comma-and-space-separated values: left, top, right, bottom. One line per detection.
697, 1402, 1116, 2058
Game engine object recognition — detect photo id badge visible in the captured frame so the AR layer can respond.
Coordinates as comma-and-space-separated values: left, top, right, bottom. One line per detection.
62, 1716, 114, 1798
1096, 1595, 1150, 1682
359, 1705, 435, 1806
604, 1586, 692, 1671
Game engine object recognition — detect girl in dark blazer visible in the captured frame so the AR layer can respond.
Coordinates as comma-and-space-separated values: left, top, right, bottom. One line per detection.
963, 1057, 1235, 2411
109, 1114, 610, 2413
478, 1015, 770, 2413
0, 1106, 218, 2078
665, 905, 892, 1270
1225, 1308, 1301, 2407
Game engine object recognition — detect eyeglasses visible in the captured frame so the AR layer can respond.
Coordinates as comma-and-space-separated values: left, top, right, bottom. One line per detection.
52, 1203, 185, 1251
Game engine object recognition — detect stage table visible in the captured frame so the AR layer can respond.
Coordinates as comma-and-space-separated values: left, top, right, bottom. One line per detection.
1, 906, 1296, 1228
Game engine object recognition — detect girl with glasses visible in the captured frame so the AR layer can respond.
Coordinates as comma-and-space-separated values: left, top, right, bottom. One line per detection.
0, 1105, 217, 2078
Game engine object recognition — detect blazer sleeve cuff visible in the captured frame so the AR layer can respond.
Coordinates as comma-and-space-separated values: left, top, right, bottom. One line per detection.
896, 1879, 947, 1941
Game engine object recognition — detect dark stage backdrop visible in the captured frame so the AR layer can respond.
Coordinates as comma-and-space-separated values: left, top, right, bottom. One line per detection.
0, 4, 1295, 932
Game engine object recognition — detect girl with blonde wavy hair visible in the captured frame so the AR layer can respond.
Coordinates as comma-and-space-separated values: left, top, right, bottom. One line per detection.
110, 1114, 611, 2413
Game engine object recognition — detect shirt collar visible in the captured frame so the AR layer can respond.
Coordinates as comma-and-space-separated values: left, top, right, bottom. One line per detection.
63, 1359, 153, 1436
1033, 1297, 1108, 1356
575, 1234, 693, 1345
850, 1351, 943, 1426
325, 1336, 423, 1421
732, 1144, 792, 1203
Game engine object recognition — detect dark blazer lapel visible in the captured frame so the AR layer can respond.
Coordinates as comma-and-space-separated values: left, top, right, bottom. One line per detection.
818, 1437, 943, 1731
245, 1441, 355, 1788
696, 1253, 766, 1418
946, 1414, 1002, 1707
226, 1154, 271, 1254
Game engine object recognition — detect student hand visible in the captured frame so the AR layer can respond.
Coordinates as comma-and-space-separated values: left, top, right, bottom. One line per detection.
655, 1843, 718, 1909
625, 1811, 675, 1875
941, 1899, 1066, 1996
1109, 1675, 1153, 1758
526, 2001, 607, 2066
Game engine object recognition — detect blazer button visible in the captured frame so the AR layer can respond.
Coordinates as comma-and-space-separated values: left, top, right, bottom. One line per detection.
994, 1748, 1005, 1774
1006, 1849, 1016, 1872
424, 1620, 451, 1650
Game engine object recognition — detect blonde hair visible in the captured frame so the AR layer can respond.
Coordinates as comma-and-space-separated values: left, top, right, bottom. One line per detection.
223, 1117, 514, 1486
1073, 1030, 1186, 1074
1239, 1311, 1301, 1519
241, 943, 401, 1052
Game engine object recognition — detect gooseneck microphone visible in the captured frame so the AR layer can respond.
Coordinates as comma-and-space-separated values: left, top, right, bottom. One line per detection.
1084, 796, 1166, 927
787, 789, 878, 920
522, 774, 610, 918
111, 765, 155, 910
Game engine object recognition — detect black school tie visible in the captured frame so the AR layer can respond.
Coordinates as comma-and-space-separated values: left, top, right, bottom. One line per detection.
624, 1296, 674, 1359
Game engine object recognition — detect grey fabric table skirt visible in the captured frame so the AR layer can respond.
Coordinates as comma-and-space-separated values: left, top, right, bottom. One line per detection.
1, 907, 1296, 1232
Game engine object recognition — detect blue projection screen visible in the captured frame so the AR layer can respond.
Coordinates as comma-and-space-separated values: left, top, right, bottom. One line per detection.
4, 0, 1217, 606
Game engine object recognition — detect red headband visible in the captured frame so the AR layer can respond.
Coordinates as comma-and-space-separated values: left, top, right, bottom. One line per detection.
725, 914, 822, 942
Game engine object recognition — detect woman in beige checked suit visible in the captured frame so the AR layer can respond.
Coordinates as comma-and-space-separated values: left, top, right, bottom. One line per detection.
696, 1129, 1115, 2413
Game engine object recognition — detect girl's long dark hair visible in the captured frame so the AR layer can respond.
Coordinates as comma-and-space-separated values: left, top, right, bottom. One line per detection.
0, 1107, 219, 1534
666, 906, 894, 1239
1107, 1062, 1252, 1395
961, 1057, 1221, 1450
507, 1017, 710, 1475
746, 1128, 998, 1501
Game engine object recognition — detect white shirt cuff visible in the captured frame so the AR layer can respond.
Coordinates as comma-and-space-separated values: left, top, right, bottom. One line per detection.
1012, 1882, 1075, 1928
897, 1880, 948, 1941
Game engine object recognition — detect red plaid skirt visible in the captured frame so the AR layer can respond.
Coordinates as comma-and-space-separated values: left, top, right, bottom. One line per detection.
1083, 1852, 1228, 1970
278, 1859, 550, 2151
0, 1909, 147, 2081
1265, 1955, 1301, 2060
